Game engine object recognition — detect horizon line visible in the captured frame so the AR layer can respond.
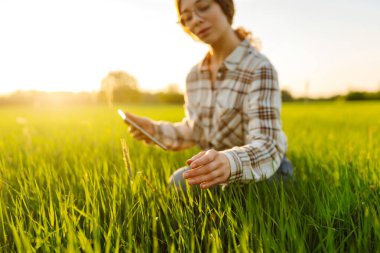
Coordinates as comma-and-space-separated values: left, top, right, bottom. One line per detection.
1, 88, 379, 99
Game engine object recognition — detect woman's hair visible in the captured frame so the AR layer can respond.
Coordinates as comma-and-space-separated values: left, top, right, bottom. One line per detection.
175, 0, 256, 46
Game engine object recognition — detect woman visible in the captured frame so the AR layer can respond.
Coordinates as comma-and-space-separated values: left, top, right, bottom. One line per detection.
123, 0, 293, 191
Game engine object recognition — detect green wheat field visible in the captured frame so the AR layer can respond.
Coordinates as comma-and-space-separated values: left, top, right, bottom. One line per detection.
0, 102, 379, 252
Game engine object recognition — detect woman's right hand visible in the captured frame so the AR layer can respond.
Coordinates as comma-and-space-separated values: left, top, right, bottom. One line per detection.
123, 111, 155, 144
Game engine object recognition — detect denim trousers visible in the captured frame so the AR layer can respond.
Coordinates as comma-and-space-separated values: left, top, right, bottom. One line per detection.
169, 156, 294, 193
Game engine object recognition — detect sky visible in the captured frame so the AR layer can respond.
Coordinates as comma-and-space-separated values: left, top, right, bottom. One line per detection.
0, 0, 379, 97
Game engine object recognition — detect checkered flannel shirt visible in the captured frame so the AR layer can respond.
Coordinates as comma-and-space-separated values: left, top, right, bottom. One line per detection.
152, 39, 288, 183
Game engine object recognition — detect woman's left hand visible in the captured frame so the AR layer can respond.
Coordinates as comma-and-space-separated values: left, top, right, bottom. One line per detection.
183, 149, 231, 189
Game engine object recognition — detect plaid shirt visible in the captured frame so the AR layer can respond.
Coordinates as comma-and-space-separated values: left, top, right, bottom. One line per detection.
153, 39, 288, 183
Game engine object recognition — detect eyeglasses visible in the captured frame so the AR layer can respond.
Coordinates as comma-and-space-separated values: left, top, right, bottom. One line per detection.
177, 0, 213, 27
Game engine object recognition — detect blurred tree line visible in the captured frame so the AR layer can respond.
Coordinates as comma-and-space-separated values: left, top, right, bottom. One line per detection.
0, 71, 184, 106
344, 91, 380, 101
98, 71, 184, 106
0, 71, 379, 106
280, 90, 380, 102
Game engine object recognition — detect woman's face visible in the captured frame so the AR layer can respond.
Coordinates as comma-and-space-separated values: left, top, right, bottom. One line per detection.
179, 0, 231, 45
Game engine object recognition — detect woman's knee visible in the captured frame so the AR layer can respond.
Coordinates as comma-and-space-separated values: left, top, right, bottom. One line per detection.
169, 166, 201, 194
169, 166, 190, 192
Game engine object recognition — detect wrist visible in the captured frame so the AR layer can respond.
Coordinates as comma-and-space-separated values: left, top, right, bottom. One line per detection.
221, 150, 241, 183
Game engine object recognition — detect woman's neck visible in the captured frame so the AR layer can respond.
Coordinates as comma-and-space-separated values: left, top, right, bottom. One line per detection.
208, 28, 242, 67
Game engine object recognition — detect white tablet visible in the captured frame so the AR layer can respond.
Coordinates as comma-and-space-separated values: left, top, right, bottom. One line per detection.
118, 109, 168, 150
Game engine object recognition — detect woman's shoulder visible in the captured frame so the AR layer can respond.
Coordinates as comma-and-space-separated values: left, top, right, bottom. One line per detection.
243, 43, 276, 72
185, 64, 201, 84
185, 54, 209, 84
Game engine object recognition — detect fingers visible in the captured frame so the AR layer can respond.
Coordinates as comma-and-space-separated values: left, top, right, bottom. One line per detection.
124, 111, 138, 121
186, 150, 206, 165
129, 127, 152, 143
130, 127, 142, 137
124, 112, 145, 128
183, 160, 220, 179
200, 176, 226, 189
183, 151, 231, 189
186, 169, 223, 185
124, 111, 150, 128
190, 149, 218, 169
122, 111, 154, 142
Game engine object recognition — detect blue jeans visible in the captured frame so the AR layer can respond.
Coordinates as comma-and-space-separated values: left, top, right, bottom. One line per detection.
169, 156, 294, 193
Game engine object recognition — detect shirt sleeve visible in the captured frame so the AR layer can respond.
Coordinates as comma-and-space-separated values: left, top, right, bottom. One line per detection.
222, 63, 287, 183
151, 96, 197, 151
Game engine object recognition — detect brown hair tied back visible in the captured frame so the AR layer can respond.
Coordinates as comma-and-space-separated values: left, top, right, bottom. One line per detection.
175, 0, 258, 47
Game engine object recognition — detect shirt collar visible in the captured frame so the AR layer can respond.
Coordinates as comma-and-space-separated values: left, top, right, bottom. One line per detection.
198, 39, 253, 72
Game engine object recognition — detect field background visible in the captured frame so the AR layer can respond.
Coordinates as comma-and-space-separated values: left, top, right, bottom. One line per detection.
0, 102, 379, 252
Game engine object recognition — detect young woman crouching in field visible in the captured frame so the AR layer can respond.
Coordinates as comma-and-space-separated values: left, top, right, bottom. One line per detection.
122, 0, 293, 192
